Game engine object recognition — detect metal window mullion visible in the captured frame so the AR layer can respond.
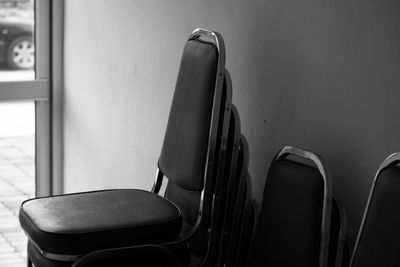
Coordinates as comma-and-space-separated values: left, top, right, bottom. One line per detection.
35, 100, 51, 196
35, 0, 52, 197
50, 0, 64, 195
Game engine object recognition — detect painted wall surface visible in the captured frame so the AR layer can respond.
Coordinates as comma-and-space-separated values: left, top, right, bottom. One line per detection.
64, 0, 400, 236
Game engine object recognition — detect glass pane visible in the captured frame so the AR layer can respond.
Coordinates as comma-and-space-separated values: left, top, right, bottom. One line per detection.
0, 0, 34, 81
0, 101, 35, 265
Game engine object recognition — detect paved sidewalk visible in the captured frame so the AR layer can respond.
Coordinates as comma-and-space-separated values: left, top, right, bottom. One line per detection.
0, 136, 35, 267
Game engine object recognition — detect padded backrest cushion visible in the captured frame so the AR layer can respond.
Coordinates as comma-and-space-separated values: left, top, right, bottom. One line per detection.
159, 39, 218, 192
249, 159, 324, 266
352, 166, 400, 267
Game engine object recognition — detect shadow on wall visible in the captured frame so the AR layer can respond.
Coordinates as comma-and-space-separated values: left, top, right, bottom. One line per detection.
226, 0, 400, 237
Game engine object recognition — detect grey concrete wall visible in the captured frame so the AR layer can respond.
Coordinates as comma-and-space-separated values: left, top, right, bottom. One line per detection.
64, 0, 400, 236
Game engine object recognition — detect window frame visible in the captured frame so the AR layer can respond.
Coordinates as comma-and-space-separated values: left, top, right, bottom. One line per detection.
0, 0, 64, 197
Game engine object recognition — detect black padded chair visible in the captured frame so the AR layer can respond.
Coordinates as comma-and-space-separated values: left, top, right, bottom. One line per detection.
328, 196, 347, 267
19, 28, 232, 267
350, 152, 400, 267
247, 146, 332, 267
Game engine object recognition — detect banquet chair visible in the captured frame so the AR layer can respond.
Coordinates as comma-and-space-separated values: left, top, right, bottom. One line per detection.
19, 28, 231, 267
247, 146, 332, 267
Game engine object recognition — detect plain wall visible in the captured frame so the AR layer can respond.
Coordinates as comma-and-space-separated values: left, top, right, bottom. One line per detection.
64, 0, 400, 236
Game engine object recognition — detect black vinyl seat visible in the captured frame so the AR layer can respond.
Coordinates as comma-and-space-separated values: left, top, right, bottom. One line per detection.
350, 152, 400, 267
247, 146, 332, 267
20, 190, 182, 257
19, 28, 231, 266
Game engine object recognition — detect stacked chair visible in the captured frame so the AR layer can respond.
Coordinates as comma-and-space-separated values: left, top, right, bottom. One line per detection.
202, 105, 254, 267
200, 104, 240, 266
18, 28, 245, 266
242, 146, 348, 267
350, 152, 400, 267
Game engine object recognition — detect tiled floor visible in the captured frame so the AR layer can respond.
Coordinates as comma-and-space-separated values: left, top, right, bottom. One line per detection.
0, 135, 35, 267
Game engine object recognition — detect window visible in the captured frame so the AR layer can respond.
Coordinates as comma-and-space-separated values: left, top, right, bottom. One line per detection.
0, 0, 58, 264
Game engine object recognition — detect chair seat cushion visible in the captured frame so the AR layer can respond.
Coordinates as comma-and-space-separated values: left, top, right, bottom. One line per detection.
19, 189, 182, 256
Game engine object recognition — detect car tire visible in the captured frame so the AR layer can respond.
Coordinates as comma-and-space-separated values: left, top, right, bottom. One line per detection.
6, 35, 34, 70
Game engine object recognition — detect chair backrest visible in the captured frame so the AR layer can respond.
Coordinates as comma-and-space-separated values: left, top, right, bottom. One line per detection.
248, 146, 332, 267
328, 196, 347, 267
350, 152, 400, 267
219, 134, 250, 266
155, 28, 230, 239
